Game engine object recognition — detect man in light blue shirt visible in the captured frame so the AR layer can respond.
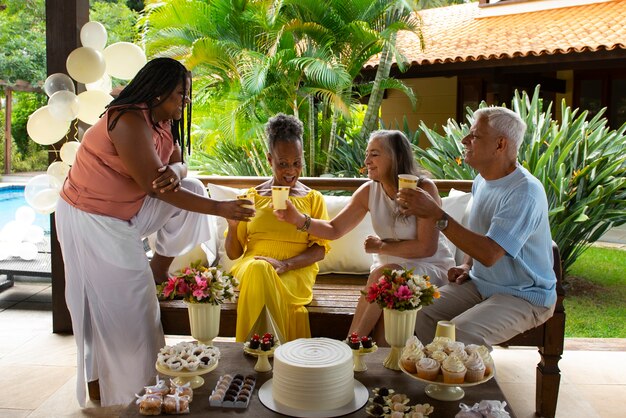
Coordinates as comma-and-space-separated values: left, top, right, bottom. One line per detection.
398, 107, 556, 346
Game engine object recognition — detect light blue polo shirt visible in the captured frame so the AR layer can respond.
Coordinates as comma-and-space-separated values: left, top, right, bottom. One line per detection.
468, 165, 557, 307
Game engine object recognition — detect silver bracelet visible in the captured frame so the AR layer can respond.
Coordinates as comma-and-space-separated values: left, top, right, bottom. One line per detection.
296, 214, 311, 232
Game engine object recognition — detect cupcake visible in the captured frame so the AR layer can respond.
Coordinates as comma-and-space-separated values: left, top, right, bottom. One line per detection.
445, 340, 466, 354
441, 354, 467, 384
249, 334, 261, 350
429, 350, 448, 365
467, 345, 494, 375
361, 336, 373, 349
464, 351, 486, 382
416, 357, 440, 381
425, 336, 452, 355
400, 349, 425, 374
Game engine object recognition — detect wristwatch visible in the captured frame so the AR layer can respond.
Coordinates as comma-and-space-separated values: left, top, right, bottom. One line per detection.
435, 212, 449, 231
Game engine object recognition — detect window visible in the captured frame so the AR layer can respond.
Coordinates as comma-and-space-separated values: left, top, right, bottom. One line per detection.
574, 70, 626, 129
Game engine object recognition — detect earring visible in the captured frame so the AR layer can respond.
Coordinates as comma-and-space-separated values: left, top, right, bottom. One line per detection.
156, 96, 161, 101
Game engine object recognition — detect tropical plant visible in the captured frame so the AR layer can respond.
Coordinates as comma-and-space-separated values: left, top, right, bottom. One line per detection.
139, 0, 423, 176
414, 86, 626, 273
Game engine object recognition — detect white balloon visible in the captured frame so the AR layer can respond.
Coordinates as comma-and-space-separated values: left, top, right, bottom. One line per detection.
80, 21, 108, 50
48, 90, 80, 121
44, 73, 76, 97
60, 141, 81, 166
0, 220, 26, 243
27, 106, 71, 145
24, 174, 62, 214
103, 42, 147, 80
31, 189, 60, 215
15, 206, 36, 225
77, 90, 113, 125
66, 46, 106, 84
17, 242, 38, 261
86, 73, 112, 93
47, 161, 71, 183
24, 225, 45, 244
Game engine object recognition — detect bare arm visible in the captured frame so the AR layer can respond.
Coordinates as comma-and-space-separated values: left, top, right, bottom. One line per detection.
224, 219, 244, 260
109, 111, 253, 221
397, 187, 505, 266
366, 179, 440, 258
275, 182, 371, 240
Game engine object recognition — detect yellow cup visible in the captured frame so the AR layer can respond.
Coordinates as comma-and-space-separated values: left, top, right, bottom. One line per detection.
398, 174, 419, 190
271, 186, 290, 210
237, 193, 255, 211
435, 320, 456, 341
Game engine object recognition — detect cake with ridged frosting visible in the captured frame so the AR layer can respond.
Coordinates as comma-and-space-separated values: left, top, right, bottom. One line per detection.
272, 337, 354, 411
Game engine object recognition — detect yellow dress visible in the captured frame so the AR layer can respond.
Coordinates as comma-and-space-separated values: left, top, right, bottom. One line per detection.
230, 188, 330, 342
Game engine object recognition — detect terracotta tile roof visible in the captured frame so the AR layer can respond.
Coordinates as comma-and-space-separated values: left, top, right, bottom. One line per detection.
365, 0, 626, 69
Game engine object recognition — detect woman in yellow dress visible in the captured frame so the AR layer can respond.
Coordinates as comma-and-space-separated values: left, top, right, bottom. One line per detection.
225, 114, 330, 342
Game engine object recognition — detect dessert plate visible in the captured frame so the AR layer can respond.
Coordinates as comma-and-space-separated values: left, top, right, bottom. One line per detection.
258, 379, 369, 418
399, 362, 494, 401
155, 360, 218, 389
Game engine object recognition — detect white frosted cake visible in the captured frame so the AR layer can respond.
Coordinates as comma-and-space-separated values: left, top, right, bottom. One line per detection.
272, 337, 354, 411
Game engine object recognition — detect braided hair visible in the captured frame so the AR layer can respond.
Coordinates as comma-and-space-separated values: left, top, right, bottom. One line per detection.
106, 57, 193, 157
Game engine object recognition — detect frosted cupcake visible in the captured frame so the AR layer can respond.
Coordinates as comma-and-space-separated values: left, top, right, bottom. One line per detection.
425, 337, 452, 355
464, 351, 486, 382
430, 350, 448, 365
441, 354, 467, 384
445, 340, 466, 355
400, 336, 426, 373
466, 344, 494, 375
416, 357, 440, 381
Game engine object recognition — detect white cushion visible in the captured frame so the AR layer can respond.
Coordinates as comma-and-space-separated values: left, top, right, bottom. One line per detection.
205, 183, 373, 275
441, 189, 473, 264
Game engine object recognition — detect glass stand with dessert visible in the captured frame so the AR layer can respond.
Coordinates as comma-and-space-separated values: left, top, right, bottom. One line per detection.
346, 332, 378, 372
155, 341, 220, 389
243, 333, 279, 372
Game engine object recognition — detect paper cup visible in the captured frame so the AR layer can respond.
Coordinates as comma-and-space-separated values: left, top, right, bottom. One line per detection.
237, 193, 255, 210
435, 321, 456, 341
271, 186, 290, 210
398, 174, 419, 190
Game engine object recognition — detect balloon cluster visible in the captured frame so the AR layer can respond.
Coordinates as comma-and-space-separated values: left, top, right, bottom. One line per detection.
0, 206, 46, 261
23, 21, 147, 215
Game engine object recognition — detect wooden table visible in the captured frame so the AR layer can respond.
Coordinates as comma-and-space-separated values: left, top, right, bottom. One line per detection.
122, 342, 515, 417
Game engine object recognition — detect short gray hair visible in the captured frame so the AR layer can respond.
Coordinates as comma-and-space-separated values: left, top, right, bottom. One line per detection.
473, 107, 526, 152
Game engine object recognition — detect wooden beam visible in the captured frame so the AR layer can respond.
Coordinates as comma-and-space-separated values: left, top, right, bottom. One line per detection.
46, 0, 89, 334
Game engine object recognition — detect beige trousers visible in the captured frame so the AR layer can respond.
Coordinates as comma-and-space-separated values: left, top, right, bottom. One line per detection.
415, 281, 555, 348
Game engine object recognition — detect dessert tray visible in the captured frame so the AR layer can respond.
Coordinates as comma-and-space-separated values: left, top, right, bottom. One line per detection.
258, 379, 369, 418
399, 362, 495, 401
243, 344, 277, 372
351, 344, 378, 372
155, 360, 218, 390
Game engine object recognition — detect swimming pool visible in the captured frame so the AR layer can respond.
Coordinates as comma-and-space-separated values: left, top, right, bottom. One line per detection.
0, 186, 51, 234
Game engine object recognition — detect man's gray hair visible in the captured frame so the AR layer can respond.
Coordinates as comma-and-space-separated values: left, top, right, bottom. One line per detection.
474, 107, 527, 152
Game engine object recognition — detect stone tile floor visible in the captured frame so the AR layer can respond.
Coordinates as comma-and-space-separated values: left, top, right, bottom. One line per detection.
0, 278, 625, 417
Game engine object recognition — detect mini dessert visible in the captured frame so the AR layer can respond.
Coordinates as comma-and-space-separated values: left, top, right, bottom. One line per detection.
441, 354, 467, 384
468, 345, 494, 375
136, 393, 162, 416
249, 334, 260, 349
445, 340, 466, 355
209, 373, 256, 409
348, 336, 361, 349
263, 332, 275, 346
429, 350, 448, 365
400, 336, 425, 373
464, 351, 486, 382
163, 393, 190, 414
145, 376, 169, 396
361, 335, 374, 349
261, 338, 272, 351
415, 357, 440, 381
169, 380, 193, 402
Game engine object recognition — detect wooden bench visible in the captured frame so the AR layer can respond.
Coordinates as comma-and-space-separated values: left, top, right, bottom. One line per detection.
159, 175, 565, 418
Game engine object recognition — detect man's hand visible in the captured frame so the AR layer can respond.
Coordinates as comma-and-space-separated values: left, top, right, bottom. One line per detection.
447, 263, 471, 284
254, 256, 288, 274
397, 187, 442, 219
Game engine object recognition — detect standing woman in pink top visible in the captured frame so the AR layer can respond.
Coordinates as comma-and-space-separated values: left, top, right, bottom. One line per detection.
56, 58, 254, 407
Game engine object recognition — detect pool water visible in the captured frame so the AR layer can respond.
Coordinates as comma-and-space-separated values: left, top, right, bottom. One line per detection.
0, 186, 52, 234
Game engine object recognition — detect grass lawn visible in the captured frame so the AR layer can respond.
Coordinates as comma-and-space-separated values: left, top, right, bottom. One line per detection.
564, 246, 626, 338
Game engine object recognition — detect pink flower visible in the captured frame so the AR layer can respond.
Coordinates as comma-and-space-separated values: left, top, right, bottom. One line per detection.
193, 288, 206, 300
162, 277, 178, 297
395, 285, 412, 301
195, 276, 207, 289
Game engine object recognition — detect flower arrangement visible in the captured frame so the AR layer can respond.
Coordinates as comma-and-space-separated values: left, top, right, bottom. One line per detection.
157, 261, 239, 305
364, 269, 440, 311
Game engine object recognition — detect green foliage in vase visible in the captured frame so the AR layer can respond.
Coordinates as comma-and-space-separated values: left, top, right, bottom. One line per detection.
414, 86, 626, 273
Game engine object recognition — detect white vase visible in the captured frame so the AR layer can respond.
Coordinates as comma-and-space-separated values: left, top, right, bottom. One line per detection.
185, 302, 220, 346
383, 307, 419, 370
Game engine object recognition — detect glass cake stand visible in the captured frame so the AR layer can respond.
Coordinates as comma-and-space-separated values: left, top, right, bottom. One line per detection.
155, 360, 218, 389
399, 363, 494, 401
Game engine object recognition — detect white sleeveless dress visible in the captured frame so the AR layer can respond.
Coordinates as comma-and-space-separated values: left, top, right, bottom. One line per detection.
368, 181, 454, 286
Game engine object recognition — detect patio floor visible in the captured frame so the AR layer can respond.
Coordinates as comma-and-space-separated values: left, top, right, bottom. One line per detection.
0, 278, 625, 417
